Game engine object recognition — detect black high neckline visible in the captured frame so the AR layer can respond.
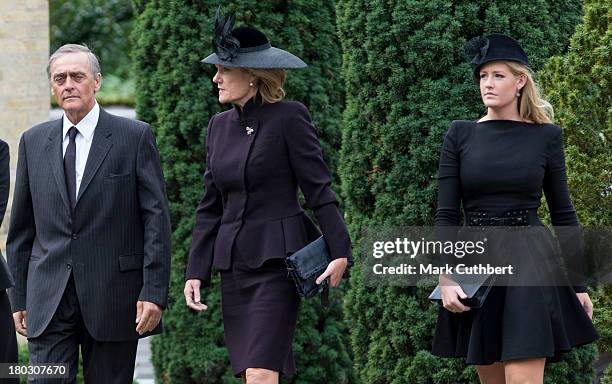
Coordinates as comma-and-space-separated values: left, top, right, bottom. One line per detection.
476, 119, 541, 126
234, 92, 265, 119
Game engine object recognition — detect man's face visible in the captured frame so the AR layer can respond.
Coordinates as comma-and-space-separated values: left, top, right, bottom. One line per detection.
50, 52, 101, 123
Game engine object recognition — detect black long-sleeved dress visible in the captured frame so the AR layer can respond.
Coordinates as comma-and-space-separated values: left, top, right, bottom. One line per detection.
431, 119, 598, 364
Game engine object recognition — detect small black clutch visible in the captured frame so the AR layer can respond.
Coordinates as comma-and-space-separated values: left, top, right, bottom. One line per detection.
428, 274, 496, 309
285, 236, 331, 298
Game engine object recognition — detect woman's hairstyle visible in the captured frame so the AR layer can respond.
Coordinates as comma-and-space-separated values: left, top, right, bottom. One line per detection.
503, 61, 554, 124
243, 68, 287, 103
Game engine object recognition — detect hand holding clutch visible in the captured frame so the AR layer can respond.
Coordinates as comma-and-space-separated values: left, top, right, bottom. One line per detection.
438, 275, 471, 313
316, 258, 348, 287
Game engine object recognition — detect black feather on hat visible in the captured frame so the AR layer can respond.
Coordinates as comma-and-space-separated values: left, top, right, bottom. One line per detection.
212, 7, 240, 61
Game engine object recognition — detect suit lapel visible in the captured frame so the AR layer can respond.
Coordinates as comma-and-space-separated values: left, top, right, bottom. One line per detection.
46, 120, 71, 214
76, 109, 113, 203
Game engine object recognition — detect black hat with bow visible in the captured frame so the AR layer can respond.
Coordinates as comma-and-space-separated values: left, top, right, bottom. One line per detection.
201, 7, 307, 69
464, 34, 529, 79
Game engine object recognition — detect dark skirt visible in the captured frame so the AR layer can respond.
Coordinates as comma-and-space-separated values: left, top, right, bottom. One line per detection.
432, 285, 598, 365
220, 251, 300, 377
432, 223, 598, 364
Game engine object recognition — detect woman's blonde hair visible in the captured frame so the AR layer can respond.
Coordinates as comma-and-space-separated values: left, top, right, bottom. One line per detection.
243, 68, 287, 103
503, 61, 554, 124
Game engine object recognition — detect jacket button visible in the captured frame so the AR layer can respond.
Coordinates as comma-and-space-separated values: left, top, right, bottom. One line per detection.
71, 233, 78, 240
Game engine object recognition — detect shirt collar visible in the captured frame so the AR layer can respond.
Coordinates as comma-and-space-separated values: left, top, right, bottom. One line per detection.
62, 102, 100, 142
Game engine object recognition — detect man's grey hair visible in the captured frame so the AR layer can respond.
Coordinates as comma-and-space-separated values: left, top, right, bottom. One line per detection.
47, 44, 101, 79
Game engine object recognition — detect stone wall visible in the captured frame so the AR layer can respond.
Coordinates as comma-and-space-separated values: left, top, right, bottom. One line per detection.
0, 0, 49, 253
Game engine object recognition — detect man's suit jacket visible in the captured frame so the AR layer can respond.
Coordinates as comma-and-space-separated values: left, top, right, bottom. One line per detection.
0, 139, 14, 291
7, 109, 171, 341
186, 96, 351, 285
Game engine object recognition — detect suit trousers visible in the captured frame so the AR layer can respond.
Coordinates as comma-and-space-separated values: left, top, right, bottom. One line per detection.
1, 289, 19, 384
27, 275, 138, 384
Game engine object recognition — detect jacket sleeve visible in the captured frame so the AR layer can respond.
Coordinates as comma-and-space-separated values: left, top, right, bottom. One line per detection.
185, 115, 223, 286
0, 140, 8, 226
7, 135, 35, 312
282, 102, 351, 261
543, 126, 586, 293
136, 125, 172, 308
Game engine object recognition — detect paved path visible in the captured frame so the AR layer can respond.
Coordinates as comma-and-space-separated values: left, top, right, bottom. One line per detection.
134, 336, 155, 384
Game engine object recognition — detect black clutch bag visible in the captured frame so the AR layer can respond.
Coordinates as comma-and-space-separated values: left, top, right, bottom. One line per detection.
285, 236, 331, 299
428, 274, 496, 309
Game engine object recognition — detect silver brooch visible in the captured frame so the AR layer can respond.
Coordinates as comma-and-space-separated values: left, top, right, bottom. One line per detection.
245, 126, 254, 135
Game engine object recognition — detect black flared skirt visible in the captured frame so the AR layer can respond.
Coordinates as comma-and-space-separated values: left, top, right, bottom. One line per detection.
432, 284, 598, 365
432, 223, 598, 364
220, 251, 300, 377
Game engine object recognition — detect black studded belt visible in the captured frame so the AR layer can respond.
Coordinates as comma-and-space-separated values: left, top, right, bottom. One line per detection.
465, 209, 539, 226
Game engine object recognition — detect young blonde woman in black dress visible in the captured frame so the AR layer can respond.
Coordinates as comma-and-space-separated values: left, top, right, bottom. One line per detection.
432, 34, 598, 384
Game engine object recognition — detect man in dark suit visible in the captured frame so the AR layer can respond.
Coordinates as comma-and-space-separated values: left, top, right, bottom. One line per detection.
7, 44, 171, 383
1, 139, 19, 384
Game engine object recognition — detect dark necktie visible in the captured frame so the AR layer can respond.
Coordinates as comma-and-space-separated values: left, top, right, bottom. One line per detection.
64, 126, 78, 211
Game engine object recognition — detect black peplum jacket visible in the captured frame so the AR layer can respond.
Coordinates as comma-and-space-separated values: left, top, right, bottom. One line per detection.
186, 95, 351, 286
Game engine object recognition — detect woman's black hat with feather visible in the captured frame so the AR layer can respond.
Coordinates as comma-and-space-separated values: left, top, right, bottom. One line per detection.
464, 33, 529, 80
202, 7, 307, 69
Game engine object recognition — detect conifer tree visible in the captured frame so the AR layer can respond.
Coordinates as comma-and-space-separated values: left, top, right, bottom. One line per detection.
540, 1, 611, 382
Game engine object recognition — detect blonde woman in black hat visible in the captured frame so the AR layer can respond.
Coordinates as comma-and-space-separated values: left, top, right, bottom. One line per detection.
431, 34, 598, 383
183, 10, 351, 384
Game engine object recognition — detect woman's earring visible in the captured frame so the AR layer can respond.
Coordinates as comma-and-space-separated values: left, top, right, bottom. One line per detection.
516, 91, 521, 97
249, 82, 254, 87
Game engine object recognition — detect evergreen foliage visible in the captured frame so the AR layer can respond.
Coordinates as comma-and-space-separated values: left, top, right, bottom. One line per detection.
539, 1, 611, 380
50, 0, 134, 79
132, 1, 353, 382
336, 1, 596, 382
540, 0, 611, 226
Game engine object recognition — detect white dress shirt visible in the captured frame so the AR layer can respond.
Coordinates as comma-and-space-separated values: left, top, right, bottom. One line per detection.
62, 102, 100, 197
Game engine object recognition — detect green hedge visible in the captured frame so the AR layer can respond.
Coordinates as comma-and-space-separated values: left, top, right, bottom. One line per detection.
540, 1, 612, 380
539, 0, 611, 227
132, 1, 353, 382
336, 1, 596, 383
